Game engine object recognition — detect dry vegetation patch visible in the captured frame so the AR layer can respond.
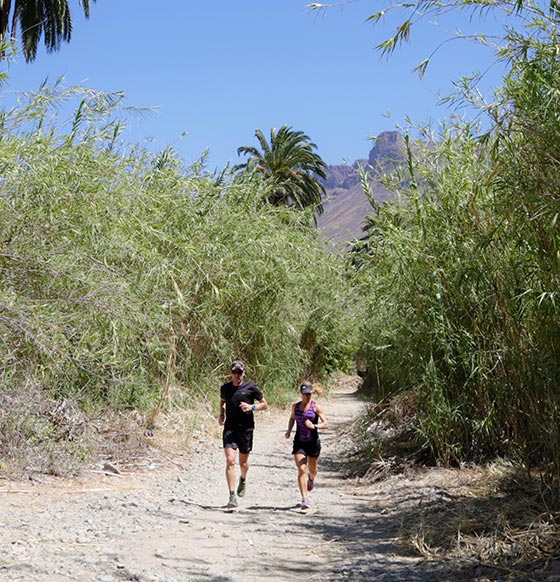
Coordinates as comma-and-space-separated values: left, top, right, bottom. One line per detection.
0, 385, 90, 478
402, 462, 560, 580
0, 385, 211, 480
350, 391, 560, 580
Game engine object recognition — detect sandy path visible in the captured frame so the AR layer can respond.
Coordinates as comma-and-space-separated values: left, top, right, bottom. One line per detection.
0, 382, 482, 582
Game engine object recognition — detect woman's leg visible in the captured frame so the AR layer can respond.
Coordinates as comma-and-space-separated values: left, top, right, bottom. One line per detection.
307, 455, 319, 483
294, 453, 308, 499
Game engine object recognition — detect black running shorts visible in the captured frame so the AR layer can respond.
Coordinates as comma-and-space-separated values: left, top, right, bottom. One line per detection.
292, 438, 321, 458
223, 428, 254, 455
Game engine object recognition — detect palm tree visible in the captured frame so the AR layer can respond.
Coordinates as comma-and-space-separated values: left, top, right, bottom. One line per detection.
234, 125, 328, 216
0, 0, 95, 63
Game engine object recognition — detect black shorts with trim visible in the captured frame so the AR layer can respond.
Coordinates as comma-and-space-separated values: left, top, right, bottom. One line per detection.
223, 427, 254, 455
292, 437, 321, 458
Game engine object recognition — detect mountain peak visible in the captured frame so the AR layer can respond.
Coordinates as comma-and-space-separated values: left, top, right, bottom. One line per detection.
318, 131, 406, 246
368, 131, 406, 170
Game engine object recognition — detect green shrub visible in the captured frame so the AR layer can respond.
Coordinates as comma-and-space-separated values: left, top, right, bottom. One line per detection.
0, 83, 355, 423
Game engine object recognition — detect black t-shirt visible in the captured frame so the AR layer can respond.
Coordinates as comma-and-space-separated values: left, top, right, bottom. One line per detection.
220, 380, 263, 430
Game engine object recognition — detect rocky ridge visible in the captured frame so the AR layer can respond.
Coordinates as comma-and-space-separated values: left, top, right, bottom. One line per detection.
318, 131, 407, 246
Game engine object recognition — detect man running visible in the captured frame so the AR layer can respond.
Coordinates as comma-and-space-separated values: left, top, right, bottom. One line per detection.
218, 360, 268, 508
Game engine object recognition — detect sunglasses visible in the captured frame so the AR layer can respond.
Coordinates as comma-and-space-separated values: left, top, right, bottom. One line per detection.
231, 369, 243, 375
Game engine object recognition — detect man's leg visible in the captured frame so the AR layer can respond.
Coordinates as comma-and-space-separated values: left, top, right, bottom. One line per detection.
239, 452, 250, 480
236, 428, 253, 497
224, 447, 237, 492
236, 452, 249, 497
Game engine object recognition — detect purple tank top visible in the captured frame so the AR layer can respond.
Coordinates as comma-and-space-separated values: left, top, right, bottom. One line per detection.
295, 401, 317, 441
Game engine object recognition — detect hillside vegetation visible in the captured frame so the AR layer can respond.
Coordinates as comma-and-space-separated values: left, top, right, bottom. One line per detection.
350, 2, 560, 486
1, 0, 559, 543
0, 85, 355, 473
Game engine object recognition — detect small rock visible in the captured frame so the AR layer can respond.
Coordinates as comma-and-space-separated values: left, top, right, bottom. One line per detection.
102, 462, 121, 475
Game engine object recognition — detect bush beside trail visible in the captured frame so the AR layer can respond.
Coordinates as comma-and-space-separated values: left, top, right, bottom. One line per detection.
0, 84, 355, 475
350, 4, 560, 481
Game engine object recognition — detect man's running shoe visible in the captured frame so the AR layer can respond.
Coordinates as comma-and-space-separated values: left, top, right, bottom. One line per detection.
237, 477, 247, 497
227, 493, 238, 508
301, 497, 310, 510
307, 476, 315, 491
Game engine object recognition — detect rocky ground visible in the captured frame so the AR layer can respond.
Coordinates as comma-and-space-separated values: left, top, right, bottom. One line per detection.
0, 379, 555, 581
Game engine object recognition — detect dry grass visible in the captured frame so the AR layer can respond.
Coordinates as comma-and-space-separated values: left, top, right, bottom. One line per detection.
402, 461, 560, 579
0, 383, 212, 479
0, 385, 90, 478
352, 391, 560, 580
345, 390, 432, 481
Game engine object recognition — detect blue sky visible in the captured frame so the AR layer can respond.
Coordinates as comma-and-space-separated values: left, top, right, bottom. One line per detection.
2, 1, 505, 170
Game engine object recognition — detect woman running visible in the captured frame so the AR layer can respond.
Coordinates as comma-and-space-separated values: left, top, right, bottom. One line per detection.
284, 383, 329, 511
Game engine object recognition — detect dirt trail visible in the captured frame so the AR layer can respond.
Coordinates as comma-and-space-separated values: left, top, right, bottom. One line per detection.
1, 381, 481, 581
